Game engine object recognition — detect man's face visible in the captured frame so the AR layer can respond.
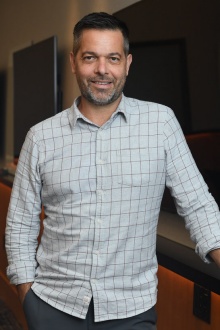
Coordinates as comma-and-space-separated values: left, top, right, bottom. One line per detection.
70, 29, 132, 106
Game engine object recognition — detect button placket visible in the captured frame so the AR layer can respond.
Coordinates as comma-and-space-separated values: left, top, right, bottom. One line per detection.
91, 129, 105, 283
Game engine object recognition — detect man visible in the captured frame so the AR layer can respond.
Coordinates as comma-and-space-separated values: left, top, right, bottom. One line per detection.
5, 12, 220, 330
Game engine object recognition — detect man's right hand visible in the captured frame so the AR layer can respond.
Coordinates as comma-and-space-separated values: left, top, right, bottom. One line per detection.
16, 282, 33, 304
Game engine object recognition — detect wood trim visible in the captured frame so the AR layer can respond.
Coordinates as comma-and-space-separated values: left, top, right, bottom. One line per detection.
157, 252, 220, 295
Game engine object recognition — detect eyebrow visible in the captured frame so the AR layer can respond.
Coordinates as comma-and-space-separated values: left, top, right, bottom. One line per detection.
81, 51, 122, 57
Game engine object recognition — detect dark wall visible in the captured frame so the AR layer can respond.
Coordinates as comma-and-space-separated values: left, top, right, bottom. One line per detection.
0, 72, 6, 158
114, 0, 220, 132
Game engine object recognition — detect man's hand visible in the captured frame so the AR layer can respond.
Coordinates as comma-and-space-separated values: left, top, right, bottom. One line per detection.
209, 248, 220, 268
16, 282, 33, 304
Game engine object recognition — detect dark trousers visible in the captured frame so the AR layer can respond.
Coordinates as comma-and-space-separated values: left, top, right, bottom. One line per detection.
23, 289, 157, 330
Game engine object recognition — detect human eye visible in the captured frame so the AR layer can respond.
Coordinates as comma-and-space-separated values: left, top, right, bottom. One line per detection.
109, 56, 120, 63
82, 55, 96, 62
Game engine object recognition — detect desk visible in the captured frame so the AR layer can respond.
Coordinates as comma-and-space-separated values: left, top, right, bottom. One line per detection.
157, 211, 220, 294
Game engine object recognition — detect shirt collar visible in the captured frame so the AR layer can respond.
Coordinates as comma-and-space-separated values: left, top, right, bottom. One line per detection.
68, 94, 128, 129
115, 94, 128, 122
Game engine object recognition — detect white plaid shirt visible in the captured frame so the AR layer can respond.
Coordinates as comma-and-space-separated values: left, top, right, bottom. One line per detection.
6, 95, 220, 322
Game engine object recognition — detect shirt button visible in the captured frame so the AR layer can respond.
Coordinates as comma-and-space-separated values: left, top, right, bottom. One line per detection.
83, 296, 90, 304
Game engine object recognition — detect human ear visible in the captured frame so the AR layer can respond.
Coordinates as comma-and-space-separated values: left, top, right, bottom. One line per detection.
69, 52, 76, 73
126, 54, 132, 76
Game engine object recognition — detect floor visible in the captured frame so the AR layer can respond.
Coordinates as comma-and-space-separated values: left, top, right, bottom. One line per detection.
0, 300, 23, 330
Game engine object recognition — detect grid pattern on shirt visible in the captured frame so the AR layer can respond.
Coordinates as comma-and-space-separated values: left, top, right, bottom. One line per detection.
5, 95, 220, 322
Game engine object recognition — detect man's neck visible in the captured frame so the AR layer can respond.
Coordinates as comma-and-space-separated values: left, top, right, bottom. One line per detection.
78, 96, 122, 126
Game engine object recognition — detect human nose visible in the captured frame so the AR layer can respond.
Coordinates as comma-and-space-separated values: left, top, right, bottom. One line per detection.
94, 57, 108, 75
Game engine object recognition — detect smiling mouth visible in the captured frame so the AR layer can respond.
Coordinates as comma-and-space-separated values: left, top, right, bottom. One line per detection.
90, 81, 113, 91
92, 80, 112, 85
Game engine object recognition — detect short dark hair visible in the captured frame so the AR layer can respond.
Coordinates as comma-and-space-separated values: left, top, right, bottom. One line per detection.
73, 12, 130, 56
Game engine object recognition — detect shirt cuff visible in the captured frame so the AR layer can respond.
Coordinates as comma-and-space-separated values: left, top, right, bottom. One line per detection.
6, 261, 37, 285
195, 243, 220, 264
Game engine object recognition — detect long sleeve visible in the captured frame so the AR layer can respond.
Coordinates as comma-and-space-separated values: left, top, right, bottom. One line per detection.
164, 110, 220, 262
5, 129, 42, 284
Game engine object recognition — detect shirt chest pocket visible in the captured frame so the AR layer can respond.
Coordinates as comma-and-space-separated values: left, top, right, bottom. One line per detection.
117, 149, 158, 187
